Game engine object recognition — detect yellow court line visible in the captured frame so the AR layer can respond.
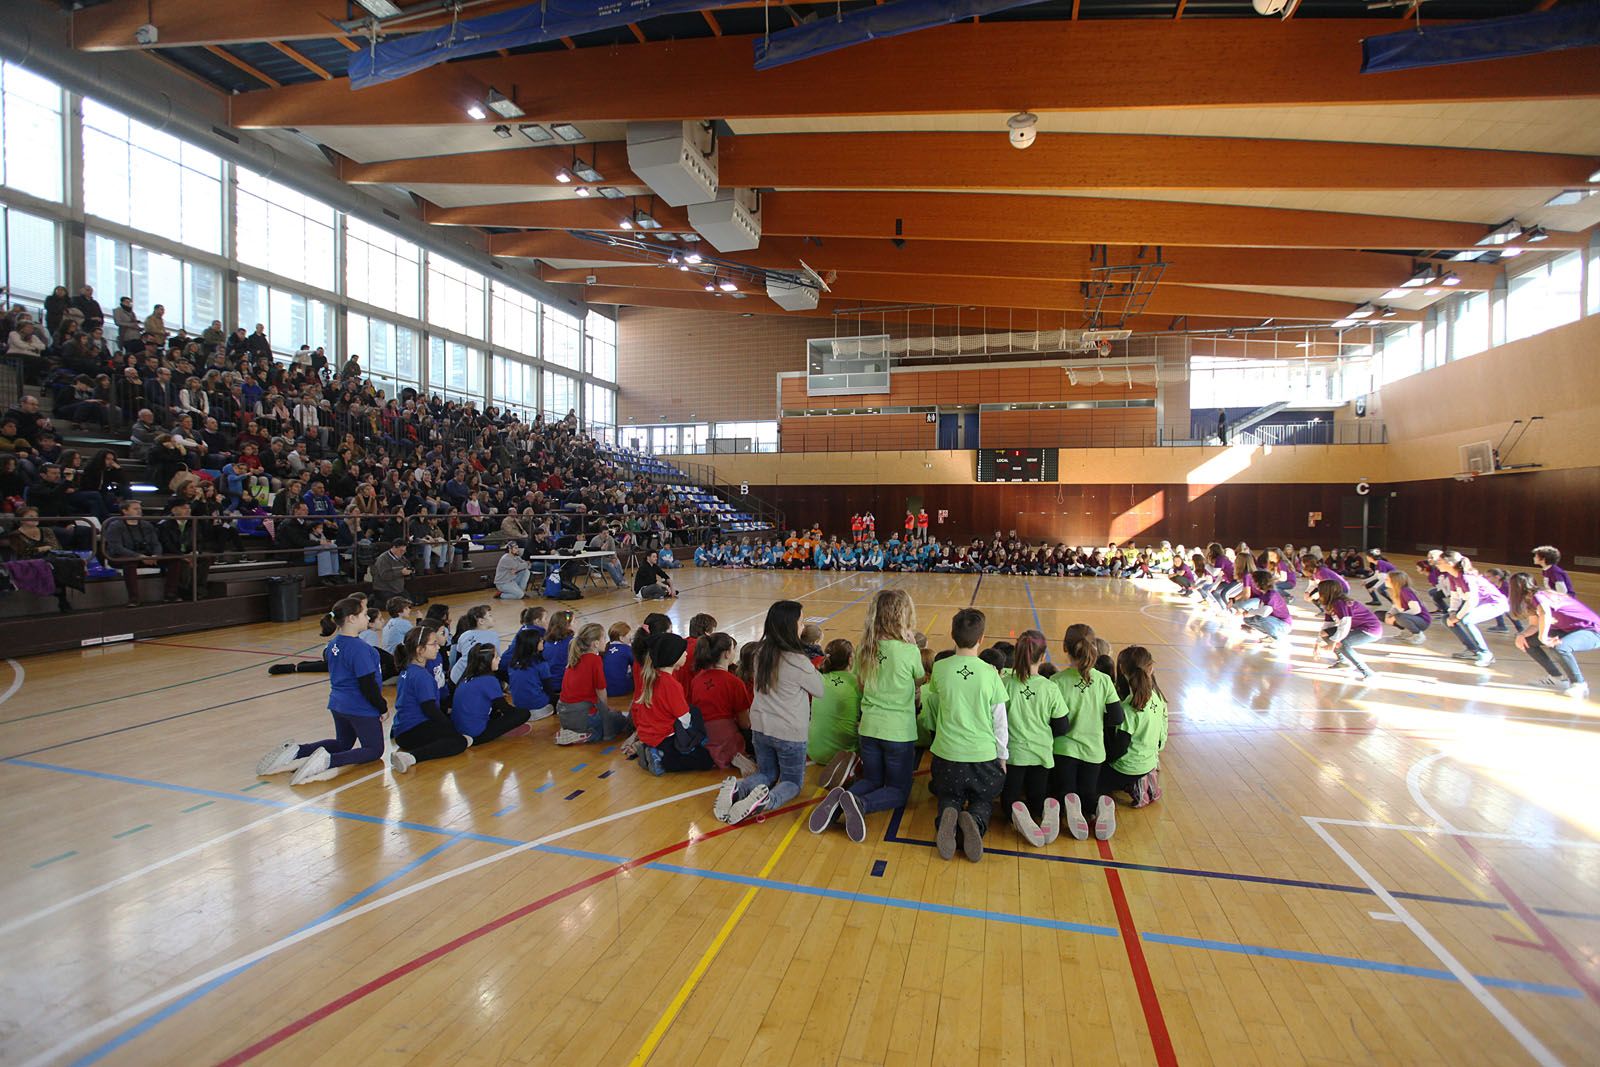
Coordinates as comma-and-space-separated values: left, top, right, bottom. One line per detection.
628, 790, 819, 1066
1282, 734, 1535, 939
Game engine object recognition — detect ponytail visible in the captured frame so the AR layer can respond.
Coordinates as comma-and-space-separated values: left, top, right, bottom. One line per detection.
1064, 634, 1096, 685
1013, 630, 1048, 682
322, 596, 365, 636
1116, 645, 1163, 710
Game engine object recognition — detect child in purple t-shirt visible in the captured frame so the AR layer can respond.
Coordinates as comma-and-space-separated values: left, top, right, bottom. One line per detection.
1313, 579, 1382, 680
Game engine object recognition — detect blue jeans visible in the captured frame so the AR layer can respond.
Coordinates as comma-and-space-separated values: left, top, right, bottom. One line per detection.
307, 546, 340, 577
734, 731, 808, 809
1245, 614, 1289, 639
1335, 628, 1381, 672
1524, 628, 1600, 685
1392, 610, 1432, 634
848, 735, 918, 814
1450, 603, 1505, 654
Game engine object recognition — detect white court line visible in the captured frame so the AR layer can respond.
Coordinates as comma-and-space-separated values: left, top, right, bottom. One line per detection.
20, 780, 719, 1067
718, 572, 861, 636
1405, 751, 1460, 834
0, 659, 23, 706
1303, 816, 1563, 1067
0, 769, 386, 939
1310, 816, 1600, 849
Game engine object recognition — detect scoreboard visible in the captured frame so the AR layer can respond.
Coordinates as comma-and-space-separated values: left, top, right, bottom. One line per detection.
977, 448, 1058, 483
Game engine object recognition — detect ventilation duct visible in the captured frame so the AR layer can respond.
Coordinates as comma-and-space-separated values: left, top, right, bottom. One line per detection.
767, 266, 823, 312
625, 122, 718, 207
1360, 5, 1600, 74
687, 190, 761, 252
754, 0, 1046, 70
878, 329, 1134, 358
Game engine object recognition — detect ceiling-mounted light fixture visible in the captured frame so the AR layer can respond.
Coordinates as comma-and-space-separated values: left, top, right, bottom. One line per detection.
518, 123, 552, 143
702, 279, 716, 292
1399, 266, 1434, 288
1523, 225, 1550, 242
465, 103, 488, 121
718, 279, 738, 292
596, 187, 623, 199
1441, 272, 1461, 286
619, 216, 634, 230
634, 211, 660, 230
1546, 189, 1596, 207
492, 124, 512, 139
1380, 306, 1398, 318
667, 252, 681, 266
1589, 166, 1600, 183
551, 123, 584, 142
575, 186, 592, 198
572, 158, 603, 183
485, 88, 524, 119
684, 251, 703, 265
554, 168, 573, 183
355, 0, 402, 17
1477, 219, 1522, 246
1347, 303, 1376, 319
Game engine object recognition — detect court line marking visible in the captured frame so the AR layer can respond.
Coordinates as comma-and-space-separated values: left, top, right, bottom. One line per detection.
1303, 816, 1563, 1067
1406, 751, 1459, 834
19, 782, 722, 1067
0, 769, 388, 938
205, 791, 812, 1067
628, 793, 818, 1066
70, 837, 464, 1067
1098, 837, 1179, 1067
0, 658, 23, 706
1312, 817, 1600, 850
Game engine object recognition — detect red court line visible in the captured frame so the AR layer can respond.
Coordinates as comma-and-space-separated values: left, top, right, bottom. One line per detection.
140, 640, 322, 659
1097, 837, 1180, 1067
1455, 836, 1600, 1006
211, 795, 822, 1067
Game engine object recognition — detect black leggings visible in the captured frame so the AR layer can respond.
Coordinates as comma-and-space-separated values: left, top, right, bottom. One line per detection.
656, 742, 716, 772
1001, 764, 1051, 822
472, 698, 532, 744
395, 720, 469, 763
1101, 766, 1145, 800
1048, 756, 1101, 814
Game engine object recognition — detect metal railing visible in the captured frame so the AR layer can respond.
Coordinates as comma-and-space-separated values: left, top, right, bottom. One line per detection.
729, 421, 1389, 453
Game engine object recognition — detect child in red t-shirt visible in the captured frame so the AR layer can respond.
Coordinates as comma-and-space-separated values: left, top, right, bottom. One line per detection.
632, 634, 716, 775
689, 633, 756, 773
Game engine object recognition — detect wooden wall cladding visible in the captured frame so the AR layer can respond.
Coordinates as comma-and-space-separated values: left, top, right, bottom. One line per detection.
781, 366, 1153, 410
1383, 467, 1600, 566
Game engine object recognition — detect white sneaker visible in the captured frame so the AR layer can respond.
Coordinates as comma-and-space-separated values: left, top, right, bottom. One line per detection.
1474, 652, 1495, 667
256, 740, 302, 776
528, 704, 555, 722
633, 592, 643, 602
731, 752, 758, 776
289, 747, 335, 785
1400, 631, 1426, 646
713, 776, 737, 822
1566, 682, 1590, 699
389, 749, 417, 774
1040, 798, 1061, 844
725, 784, 769, 825
554, 728, 591, 746
1011, 802, 1046, 847
1093, 795, 1117, 840
1064, 794, 1089, 840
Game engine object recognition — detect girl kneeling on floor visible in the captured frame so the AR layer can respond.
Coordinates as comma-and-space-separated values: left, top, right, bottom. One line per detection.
257, 596, 392, 784
689, 632, 758, 774
390, 627, 470, 766
806, 639, 862, 791
556, 623, 631, 745
1102, 646, 1167, 808
632, 633, 718, 775
450, 644, 534, 745
505, 628, 555, 720
1001, 630, 1069, 846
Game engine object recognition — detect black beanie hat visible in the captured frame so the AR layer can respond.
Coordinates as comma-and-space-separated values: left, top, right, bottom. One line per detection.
650, 633, 687, 670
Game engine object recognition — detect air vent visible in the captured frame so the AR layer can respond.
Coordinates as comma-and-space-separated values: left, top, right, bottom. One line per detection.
209, 125, 240, 144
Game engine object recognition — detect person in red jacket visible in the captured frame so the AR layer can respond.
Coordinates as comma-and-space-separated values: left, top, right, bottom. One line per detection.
676, 612, 718, 693
850, 513, 863, 543
632, 634, 715, 775
689, 633, 757, 774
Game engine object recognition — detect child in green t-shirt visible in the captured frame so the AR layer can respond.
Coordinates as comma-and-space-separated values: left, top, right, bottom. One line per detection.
808, 638, 862, 788
1049, 630, 1125, 841
1103, 645, 1167, 809
809, 589, 923, 843
919, 608, 1010, 862
1001, 630, 1069, 847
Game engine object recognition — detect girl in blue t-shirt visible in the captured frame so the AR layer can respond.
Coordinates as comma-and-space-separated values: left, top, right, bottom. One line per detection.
450, 644, 534, 744
391, 627, 470, 764
542, 610, 575, 701
506, 628, 556, 717
257, 596, 393, 784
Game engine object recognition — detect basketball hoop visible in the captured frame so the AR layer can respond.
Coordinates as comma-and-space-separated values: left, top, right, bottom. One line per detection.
1453, 471, 1477, 483
1096, 340, 1112, 357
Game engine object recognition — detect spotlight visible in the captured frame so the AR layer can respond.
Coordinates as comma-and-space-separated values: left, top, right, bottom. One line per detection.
355, 0, 402, 16
634, 211, 660, 230
465, 103, 488, 121
1399, 267, 1433, 288
485, 89, 524, 119
1347, 303, 1376, 319
518, 123, 552, 143
667, 252, 681, 265
684, 251, 703, 264
1441, 272, 1461, 286
492, 124, 512, 139
1380, 306, 1398, 318
572, 160, 603, 183
551, 123, 584, 142
1477, 219, 1521, 247
596, 187, 623, 199
718, 279, 737, 292
703, 280, 716, 292
554, 168, 573, 183
1523, 225, 1549, 242
619, 216, 634, 230
575, 186, 592, 198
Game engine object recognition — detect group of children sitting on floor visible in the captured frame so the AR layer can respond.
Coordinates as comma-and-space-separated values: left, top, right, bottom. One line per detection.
696, 527, 1164, 577
255, 589, 1169, 861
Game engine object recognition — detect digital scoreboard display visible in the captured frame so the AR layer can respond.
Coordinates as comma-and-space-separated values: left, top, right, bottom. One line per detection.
977, 448, 1058, 483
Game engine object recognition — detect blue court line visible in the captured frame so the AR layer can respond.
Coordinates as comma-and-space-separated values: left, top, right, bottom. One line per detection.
112, 824, 152, 839
492, 804, 518, 818
180, 801, 214, 813
870, 859, 887, 878
1023, 578, 1042, 632
241, 782, 269, 792
1140, 933, 1583, 999
600, 746, 616, 755
881, 807, 1600, 923
30, 850, 77, 869
570, 763, 587, 773
534, 781, 554, 794
969, 573, 984, 607
71, 838, 462, 1067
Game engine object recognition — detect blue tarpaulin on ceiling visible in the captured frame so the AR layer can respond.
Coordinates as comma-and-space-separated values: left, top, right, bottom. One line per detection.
1361, 4, 1600, 73
753, 0, 1047, 70
350, 0, 737, 88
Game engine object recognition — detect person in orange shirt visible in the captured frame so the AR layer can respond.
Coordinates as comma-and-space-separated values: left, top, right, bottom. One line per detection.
850, 513, 864, 543
916, 508, 930, 543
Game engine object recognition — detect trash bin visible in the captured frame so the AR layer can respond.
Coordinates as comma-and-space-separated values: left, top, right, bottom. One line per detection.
266, 575, 303, 622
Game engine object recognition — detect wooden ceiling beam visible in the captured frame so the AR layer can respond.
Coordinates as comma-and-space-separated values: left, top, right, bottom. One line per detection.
228, 21, 1600, 127
266, 40, 333, 80
72, 0, 529, 49
716, 132, 1600, 192
338, 143, 640, 187
423, 198, 692, 231
203, 46, 281, 89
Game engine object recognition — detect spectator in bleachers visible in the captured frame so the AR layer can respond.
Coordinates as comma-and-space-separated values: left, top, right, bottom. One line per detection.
104, 499, 162, 606
157, 499, 210, 601
113, 297, 140, 352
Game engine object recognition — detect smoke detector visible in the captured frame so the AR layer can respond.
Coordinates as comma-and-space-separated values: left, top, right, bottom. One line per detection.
1007, 112, 1038, 150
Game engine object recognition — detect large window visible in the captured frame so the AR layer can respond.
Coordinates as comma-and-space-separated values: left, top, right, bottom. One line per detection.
345, 216, 419, 320
426, 255, 486, 339
1448, 291, 1489, 360
429, 337, 484, 402
1, 205, 61, 305
542, 305, 580, 370
87, 232, 221, 334
0, 62, 64, 203
712, 420, 779, 453
1376, 323, 1422, 386
81, 98, 223, 254
542, 369, 578, 419
1506, 252, 1582, 343
493, 354, 538, 419
490, 281, 541, 358
1190, 353, 1370, 407
346, 309, 419, 397
237, 277, 332, 357
585, 382, 615, 431
585, 310, 616, 381
235, 167, 336, 292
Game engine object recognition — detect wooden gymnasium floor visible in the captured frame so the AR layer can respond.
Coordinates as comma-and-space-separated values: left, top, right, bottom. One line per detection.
2, 566, 1598, 1067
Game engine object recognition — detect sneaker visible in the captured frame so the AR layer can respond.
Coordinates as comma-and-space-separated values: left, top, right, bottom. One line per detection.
633, 592, 642, 602
1400, 631, 1426, 646
1040, 798, 1061, 844
1536, 675, 1567, 690
731, 752, 758, 776
1451, 650, 1479, 660
1474, 652, 1495, 667
1145, 769, 1162, 804
725, 784, 769, 824
957, 811, 984, 862
289, 747, 334, 785
502, 724, 533, 740
1093, 796, 1117, 841
638, 745, 664, 776
256, 740, 302, 776
839, 789, 866, 843
554, 728, 592, 746
1064, 794, 1089, 840
935, 807, 959, 860
1565, 682, 1590, 699
819, 750, 857, 791
389, 749, 417, 774
808, 786, 845, 833
1011, 802, 1045, 846
714, 777, 738, 823
528, 704, 555, 722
